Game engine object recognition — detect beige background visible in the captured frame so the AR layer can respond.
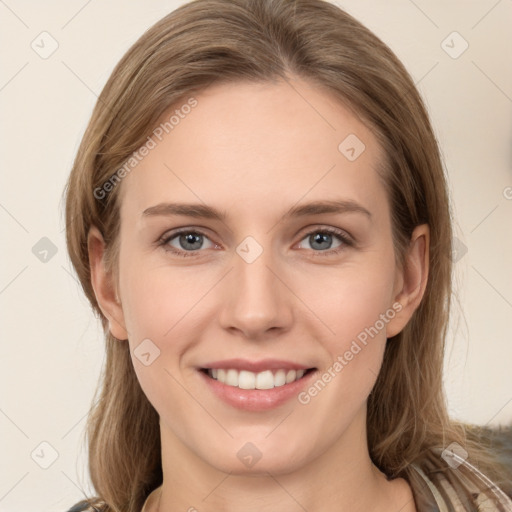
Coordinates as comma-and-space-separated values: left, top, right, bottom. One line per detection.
1, 0, 511, 510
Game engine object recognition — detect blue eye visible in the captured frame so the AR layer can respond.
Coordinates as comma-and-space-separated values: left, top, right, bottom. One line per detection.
297, 228, 353, 256
157, 227, 353, 258
159, 230, 216, 257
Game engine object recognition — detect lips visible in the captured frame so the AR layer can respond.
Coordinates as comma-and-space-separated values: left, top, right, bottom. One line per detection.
197, 358, 317, 410
200, 358, 312, 373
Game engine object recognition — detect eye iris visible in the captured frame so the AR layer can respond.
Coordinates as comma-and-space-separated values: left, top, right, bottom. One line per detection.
172, 231, 339, 252
180, 233, 202, 250
310, 232, 332, 250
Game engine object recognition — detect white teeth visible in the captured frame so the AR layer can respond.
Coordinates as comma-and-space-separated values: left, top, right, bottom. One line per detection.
255, 370, 274, 389
285, 369, 296, 383
238, 370, 256, 389
206, 368, 308, 389
274, 369, 286, 387
225, 369, 239, 386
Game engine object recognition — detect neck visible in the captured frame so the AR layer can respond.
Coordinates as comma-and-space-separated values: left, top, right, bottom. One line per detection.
152, 409, 416, 512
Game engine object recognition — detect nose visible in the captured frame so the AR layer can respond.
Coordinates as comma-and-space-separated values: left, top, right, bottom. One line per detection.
218, 242, 293, 340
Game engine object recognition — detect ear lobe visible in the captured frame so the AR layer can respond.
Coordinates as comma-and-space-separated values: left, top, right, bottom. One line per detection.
88, 226, 128, 340
386, 224, 430, 339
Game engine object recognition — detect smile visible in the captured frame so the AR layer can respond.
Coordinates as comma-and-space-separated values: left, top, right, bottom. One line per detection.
201, 368, 315, 389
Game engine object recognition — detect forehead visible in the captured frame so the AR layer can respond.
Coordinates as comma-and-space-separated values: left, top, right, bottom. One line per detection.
119, 78, 388, 222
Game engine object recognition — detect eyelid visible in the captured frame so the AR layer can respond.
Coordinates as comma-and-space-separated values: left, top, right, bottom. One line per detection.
157, 224, 354, 258
294, 226, 354, 256
296, 224, 354, 244
157, 227, 220, 254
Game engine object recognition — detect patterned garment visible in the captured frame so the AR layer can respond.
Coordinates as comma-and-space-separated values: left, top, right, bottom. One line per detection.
407, 462, 512, 511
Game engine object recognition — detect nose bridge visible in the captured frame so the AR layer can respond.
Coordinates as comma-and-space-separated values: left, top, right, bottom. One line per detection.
219, 234, 291, 336
234, 236, 281, 309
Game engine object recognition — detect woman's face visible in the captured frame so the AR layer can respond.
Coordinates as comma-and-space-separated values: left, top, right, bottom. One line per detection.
100, 78, 422, 475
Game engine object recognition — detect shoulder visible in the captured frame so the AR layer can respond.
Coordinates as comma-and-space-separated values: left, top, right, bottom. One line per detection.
408, 461, 512, 511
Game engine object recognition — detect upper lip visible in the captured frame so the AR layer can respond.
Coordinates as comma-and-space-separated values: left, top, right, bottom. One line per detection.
199, 358, 314, 373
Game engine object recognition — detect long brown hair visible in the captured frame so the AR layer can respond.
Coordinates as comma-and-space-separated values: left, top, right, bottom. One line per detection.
64, 0, 512, 510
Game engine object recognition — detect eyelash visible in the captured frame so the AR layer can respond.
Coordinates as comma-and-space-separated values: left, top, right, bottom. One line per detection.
157, 227, 353, 259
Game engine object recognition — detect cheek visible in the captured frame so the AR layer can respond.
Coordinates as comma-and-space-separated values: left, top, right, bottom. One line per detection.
118, 263, 204, 419
120, 257, 212, 342
294, 255, 395, 405
295, 258, 396, 344
297, 280, 392, 441
119, 261, 218, 407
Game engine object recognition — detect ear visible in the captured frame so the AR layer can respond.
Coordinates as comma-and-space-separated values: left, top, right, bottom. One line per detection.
88, 226, 128, 340
386, 224, 430, 339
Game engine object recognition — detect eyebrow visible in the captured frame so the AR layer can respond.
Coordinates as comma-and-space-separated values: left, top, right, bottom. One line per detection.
142, 199, 372, 221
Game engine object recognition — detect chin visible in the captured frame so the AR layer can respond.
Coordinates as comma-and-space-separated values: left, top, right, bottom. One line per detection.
199, 436, 311, 476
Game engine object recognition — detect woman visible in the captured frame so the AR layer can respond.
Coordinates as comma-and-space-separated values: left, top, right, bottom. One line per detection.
64, 0, 512, 510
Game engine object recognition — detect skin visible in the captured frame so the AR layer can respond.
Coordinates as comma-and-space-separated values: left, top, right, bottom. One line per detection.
89, 76, 429, 512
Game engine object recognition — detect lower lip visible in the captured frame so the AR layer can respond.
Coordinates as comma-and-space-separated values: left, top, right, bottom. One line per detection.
198, 369, 317, 411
